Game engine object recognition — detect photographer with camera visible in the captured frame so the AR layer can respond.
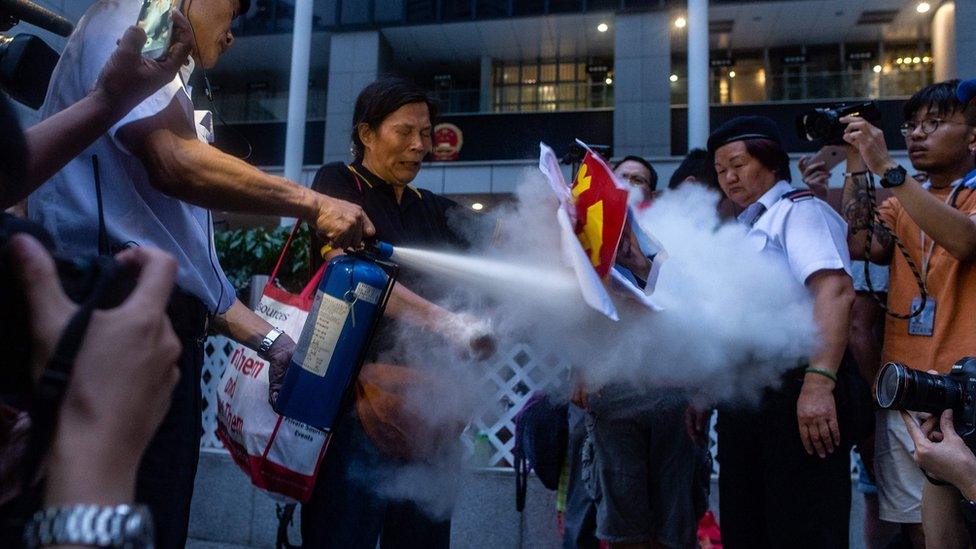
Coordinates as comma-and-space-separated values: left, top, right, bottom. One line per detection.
3, 232, 181, 548
840, 79, 976, 549
26, 2, 374, 547
902, 408, 976, 546
1, 52, 190, 543
2, 11, 193, 209
800, 155, 895, 548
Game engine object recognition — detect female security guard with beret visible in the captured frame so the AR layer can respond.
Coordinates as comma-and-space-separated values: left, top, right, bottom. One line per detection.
709, 116, 857, 548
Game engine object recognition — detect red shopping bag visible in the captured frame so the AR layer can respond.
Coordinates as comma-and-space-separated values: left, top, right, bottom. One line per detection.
216, 224, 329, 502
697, 510, 722, 549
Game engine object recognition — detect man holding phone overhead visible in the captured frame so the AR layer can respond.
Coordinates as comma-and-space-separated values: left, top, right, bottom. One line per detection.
28, 1, 374, 547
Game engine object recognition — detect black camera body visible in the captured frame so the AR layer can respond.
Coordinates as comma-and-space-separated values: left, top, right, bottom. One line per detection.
0, 0, 74, 109
0, 33, 59, 109
796, 101, 883, 145
876, 357, 976, 445
0, 214, 137, 397
561, 142, 612, 165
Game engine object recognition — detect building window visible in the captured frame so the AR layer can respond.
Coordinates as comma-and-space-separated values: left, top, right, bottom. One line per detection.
670, 42, 934, 106
492, 59, 610, 112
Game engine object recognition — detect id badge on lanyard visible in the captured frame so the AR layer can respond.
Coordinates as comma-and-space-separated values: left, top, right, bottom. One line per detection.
912, 238, 938, 337
908, 296, 936, 336
910, 182, 965, 336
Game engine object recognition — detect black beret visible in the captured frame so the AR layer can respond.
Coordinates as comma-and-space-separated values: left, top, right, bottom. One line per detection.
707, 115, 783, 155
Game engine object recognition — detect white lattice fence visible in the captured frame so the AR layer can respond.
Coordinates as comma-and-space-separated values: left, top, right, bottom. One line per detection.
465, 343, 572, 467
199, 337, 862, 476
200, 336, 234, 450
199, 336, 573, 466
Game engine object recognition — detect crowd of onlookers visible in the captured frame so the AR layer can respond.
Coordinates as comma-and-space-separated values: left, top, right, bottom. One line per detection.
562, 78, 976, 549
4, 1, 976, 548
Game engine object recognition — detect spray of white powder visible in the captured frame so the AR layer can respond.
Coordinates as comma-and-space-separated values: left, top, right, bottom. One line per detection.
351, 169, 817, 518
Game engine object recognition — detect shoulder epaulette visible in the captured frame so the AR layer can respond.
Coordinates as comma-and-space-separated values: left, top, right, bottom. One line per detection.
782, 189, 815, 202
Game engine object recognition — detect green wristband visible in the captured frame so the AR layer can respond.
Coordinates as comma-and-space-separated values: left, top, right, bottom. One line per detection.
804, 367, 838, 383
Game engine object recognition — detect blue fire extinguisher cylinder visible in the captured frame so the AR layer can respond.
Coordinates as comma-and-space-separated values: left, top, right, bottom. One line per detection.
274, 242, 396, 431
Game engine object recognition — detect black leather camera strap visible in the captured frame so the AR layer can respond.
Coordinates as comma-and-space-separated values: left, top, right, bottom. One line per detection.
23, 261, 122, 491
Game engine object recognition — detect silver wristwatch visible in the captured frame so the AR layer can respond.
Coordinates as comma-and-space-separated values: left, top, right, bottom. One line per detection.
24, 504, 154, 548
258, 327, 284, 356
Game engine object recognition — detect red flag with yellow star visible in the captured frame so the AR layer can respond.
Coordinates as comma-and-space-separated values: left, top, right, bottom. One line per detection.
572, 149, 629, 279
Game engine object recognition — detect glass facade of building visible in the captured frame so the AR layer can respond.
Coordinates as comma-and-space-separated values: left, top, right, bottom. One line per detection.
492, 59, 614, 112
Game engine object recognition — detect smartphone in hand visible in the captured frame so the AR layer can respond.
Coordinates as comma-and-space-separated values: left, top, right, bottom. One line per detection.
137, 0, 176, 59
809, 145, 847, 172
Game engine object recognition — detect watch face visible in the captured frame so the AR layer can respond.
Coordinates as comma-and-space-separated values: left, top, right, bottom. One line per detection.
885, 167, 907, 187
123, 508, 155, 548
961, 499, 976, 523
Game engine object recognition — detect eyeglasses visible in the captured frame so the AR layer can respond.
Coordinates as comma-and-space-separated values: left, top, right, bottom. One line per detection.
619, 173, 651, 188
899, 118, 966, 137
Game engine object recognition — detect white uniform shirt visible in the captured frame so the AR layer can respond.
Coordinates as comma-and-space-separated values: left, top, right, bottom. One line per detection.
748, 180, 852, 286
28, 0, 234, 313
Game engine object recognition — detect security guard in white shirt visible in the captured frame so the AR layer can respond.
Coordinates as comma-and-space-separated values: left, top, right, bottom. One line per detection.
708, 116, 857, 548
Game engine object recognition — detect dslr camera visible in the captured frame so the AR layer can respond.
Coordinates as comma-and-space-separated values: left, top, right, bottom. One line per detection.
875, 357, 976, 449
0, 215, 137, 398
561, 142, 612, 165
796, 101, 882, 145
0, 0, 73, 108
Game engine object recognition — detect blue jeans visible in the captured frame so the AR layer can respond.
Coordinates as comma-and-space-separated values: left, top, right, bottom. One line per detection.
300, 409, 452, 549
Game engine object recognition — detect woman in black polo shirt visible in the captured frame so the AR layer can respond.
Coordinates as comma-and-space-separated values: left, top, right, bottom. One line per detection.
298, 77, 492, 548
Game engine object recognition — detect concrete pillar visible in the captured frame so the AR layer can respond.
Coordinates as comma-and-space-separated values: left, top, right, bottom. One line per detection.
480, 55, 493, 112
687, 0, 709, 150
955, 1, 976, 79
323, 31, 387, 164
284, 0, 313, 184
933, 2, 956, 82
613, 12, 671, 158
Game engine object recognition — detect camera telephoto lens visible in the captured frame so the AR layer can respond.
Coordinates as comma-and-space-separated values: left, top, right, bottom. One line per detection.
876, 362, 905, 409
876, 362, 963, 415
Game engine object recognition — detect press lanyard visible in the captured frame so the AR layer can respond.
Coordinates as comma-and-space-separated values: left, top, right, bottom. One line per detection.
963, 168, 976, 188
919, 181, 966, 279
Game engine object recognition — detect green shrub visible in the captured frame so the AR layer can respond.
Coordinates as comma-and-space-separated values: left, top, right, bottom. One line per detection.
215, 224, 312, 297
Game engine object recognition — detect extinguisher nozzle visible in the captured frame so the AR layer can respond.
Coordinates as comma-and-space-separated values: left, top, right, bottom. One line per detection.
372, 241, 394, 259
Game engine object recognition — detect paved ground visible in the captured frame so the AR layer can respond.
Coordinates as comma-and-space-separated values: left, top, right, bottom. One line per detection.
188, 450, 870, 548
187, 542, 253, 549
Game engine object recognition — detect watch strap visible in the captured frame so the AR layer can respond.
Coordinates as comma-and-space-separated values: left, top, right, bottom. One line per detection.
258, 328, 284, 356
961, 498, 976, 523
24, 504, 153, 548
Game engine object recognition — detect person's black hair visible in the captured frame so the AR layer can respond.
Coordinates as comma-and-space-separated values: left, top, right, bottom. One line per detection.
903, 79, 963, 121
706, 138, 792, 187
668, 148, 710, 189
351, 76, 440, 162
613, 155, 658, 192
0, 95, 27, 186
744, 139, 792, 183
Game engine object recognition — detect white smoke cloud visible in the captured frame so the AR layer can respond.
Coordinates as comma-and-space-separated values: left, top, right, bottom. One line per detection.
346, 169, 817, 518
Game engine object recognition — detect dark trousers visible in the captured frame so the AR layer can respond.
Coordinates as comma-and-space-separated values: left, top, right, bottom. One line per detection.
301, 411, 452, 549
134, 290, 207, 549
562, 404, 599, 549
716, 374, 851, 549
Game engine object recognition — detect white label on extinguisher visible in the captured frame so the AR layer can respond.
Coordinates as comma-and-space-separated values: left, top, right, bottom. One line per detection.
354, 282, 382, 305
301, 292, 350, 377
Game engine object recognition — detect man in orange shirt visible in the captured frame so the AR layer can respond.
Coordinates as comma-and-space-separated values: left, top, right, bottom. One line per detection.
841, 79, 976, 549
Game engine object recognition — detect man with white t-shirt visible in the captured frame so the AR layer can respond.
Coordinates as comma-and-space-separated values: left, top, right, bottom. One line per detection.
28, 1, 374, 547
